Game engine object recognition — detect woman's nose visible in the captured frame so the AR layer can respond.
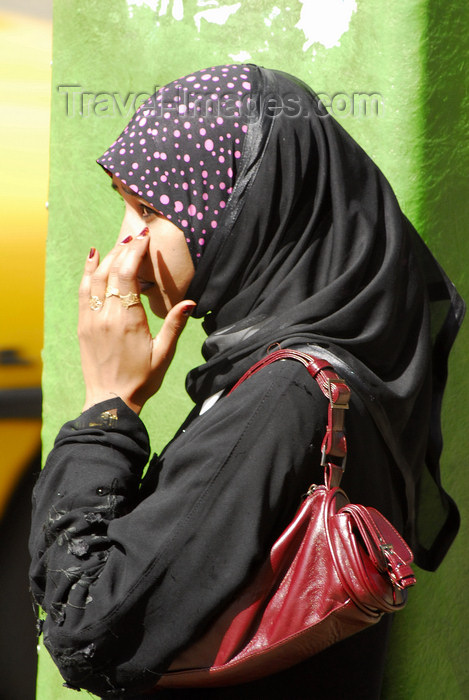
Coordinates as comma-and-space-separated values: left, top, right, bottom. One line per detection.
116, 207, 142, 244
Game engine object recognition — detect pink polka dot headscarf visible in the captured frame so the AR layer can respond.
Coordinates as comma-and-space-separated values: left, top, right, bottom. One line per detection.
97, 65, 251, 265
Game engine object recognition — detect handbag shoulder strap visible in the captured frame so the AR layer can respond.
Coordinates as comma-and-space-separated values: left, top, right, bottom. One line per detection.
228, 348, 351, 488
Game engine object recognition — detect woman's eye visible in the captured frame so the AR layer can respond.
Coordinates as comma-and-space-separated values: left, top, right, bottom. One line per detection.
140, 204, 157, 219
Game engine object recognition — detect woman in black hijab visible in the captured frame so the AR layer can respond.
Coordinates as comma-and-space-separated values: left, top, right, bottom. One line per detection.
30, 64, 464, 699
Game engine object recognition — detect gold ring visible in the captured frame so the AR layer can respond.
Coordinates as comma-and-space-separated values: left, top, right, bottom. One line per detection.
105, 286, 120, 298
119, 292, 141, 309
89, 295, 103, 311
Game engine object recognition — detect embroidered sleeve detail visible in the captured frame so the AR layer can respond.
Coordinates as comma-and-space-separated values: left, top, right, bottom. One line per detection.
88, 408, 119, 428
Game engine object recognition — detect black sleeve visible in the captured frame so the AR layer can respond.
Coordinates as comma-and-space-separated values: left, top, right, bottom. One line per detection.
29, 362, 326, 697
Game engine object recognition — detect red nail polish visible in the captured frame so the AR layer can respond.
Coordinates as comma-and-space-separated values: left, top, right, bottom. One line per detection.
182, 304, 196, 317
120, 235, 133, 245
137, 227, 150, 238
88, 247, 96, 259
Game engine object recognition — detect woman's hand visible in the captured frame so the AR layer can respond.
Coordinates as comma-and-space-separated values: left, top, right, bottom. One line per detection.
78, 231, 195, 415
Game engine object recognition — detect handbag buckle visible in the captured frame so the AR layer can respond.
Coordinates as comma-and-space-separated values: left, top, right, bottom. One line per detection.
321, 378, 349, 476
326, 377, 350, 409
322, 455, 346, 488
380, 544, 417, 590
321, 446, 347, 469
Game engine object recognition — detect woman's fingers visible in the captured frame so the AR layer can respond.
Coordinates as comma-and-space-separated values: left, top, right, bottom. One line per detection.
78, 247, 100, 315
78, 229, 193, 413
80, 226, 150, 316
106, 227, 150, 309
90, 239, 133, 311
79, 242, 122, 315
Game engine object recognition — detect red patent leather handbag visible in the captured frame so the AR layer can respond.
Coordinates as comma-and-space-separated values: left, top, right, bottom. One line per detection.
156, 349, 416, 689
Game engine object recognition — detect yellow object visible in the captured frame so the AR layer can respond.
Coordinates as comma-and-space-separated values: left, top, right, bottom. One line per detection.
0, 11, 51, 514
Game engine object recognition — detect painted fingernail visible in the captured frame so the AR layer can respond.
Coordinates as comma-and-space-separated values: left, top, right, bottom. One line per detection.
120, 235, 133, 245
182, 303, 196, 317
88, 247, 96, 259
137, 227, 150, 238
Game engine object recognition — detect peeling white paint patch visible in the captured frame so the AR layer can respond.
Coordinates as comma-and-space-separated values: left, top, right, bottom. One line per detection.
229, 50, 253, 62
127, 0, 183, 20
264, 5, 281, 27
127, 0, 158, 16
127, 0, 158, 10
296, 0, 357, 50
256, 39, 270, 54
194, 2, 241, 32
127, 0, 241, 27
164, 0, 184, 21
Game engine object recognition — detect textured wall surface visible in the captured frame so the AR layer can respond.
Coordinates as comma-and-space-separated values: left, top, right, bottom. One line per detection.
40, 1, 468, 697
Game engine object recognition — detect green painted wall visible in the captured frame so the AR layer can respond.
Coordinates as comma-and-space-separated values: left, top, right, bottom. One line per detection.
40, 0, 468, 696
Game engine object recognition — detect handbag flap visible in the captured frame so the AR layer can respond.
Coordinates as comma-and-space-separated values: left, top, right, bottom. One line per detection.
339, 504, 416, 589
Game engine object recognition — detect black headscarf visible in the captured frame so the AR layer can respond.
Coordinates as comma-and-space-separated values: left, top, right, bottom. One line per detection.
99, 65, 464, 571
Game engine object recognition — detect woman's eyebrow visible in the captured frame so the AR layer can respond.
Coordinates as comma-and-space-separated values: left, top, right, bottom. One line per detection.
111, 181, 161, 214
111, 180, 135, 197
